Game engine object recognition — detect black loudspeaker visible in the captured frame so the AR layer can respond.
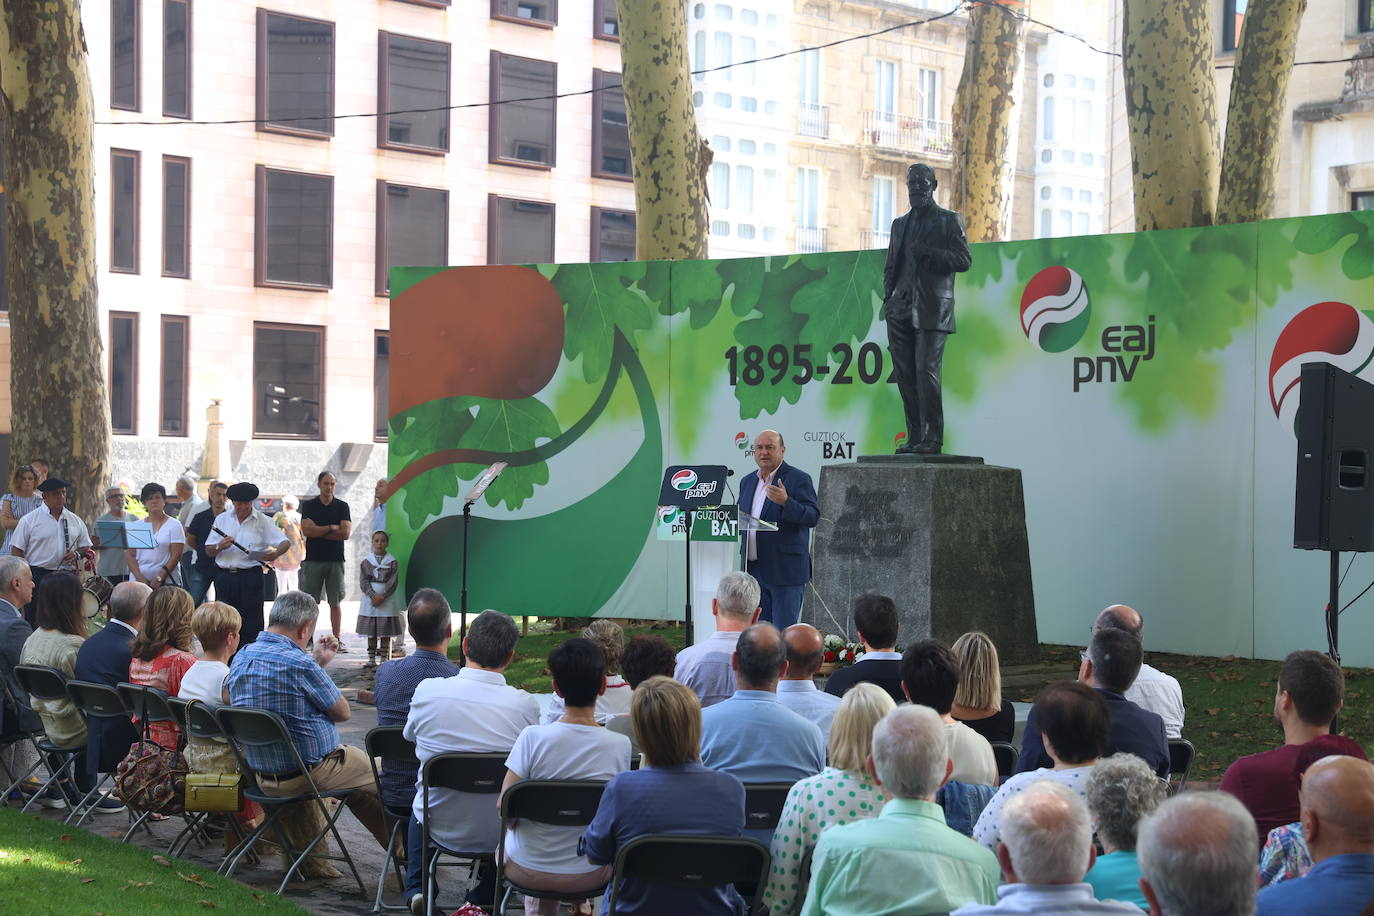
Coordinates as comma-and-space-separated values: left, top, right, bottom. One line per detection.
1294, 362, 1374, 551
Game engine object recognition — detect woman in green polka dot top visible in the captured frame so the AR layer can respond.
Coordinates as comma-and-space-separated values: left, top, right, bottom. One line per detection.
761, 682, 896, 915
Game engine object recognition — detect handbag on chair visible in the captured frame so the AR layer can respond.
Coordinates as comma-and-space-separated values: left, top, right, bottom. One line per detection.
184, 772, 243, 812
114, 688, 189, 816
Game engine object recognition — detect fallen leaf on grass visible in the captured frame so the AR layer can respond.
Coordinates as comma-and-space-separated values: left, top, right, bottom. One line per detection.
1205, 708, 1220, 716
123, 880, 155, 889
152, 855, 172, 867
81, 878, 96, 884
197, 900, 217, 908
60, 834, 72, 842
178, 872, 211, 888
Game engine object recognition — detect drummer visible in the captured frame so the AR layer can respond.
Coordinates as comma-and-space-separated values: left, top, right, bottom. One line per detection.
92, 486, 130, 593
207, 482, 288, 649
9, 477, 92, 624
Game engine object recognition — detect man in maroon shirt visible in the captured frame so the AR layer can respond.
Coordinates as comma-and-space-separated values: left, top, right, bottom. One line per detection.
1220, 650, 1367, 837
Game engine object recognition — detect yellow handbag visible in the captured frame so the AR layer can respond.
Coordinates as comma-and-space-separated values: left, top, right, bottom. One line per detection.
184, 773, 243, 812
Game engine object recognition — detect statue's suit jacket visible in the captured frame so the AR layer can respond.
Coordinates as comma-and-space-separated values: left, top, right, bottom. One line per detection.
882, 205, 972, 332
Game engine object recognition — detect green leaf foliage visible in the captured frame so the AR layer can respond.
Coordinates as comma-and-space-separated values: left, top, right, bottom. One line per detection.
553, 263, 655, 383
792, 250, 885, 362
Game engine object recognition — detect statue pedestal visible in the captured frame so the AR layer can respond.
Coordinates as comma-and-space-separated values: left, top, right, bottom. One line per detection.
803, 456, 1040, 665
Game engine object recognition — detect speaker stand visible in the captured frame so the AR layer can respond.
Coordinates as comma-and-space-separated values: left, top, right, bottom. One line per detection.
1329, 549, 1341, 733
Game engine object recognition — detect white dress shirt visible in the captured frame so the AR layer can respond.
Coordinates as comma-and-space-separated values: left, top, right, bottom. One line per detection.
211, 510, 286, 571
746, 470, 773, 562
404, 667, 541, 852
673, 629, 744, 708
776, 679, 842, 742
1125, 662, 1186, 739
11, 507, 91, 569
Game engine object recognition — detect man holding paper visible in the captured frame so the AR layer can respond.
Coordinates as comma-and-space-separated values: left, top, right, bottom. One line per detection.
207, 482, 288, 648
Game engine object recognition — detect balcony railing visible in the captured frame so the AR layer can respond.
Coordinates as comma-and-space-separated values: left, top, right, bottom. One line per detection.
797, 102, 830, 139
797, 226, 827, 253
861, 111, 954, 157
860, 229, 892, 249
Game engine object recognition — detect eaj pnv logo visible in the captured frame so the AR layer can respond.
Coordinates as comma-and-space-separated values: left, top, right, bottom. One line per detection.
734, 432, 750, 451
671, 469, 698, 491
1269, 301, 1374, 434
1020, 266, 1091, 353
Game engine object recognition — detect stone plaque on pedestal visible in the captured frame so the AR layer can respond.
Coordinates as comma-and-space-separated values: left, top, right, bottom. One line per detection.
803, 456, 1039, 665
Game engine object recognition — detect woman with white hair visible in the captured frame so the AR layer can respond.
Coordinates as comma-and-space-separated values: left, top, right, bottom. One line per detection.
761, 682, 896, 915
272, 495, 304, 594
1083, 753, 1166, 909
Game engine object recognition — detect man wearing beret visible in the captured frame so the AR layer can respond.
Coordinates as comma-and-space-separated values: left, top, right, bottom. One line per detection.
10, 478, 92, 624
207, 483, 288, 648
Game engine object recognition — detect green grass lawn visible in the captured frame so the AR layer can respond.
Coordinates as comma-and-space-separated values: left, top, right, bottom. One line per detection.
1022, 645, 1374, 781
447, 623, 687, 692
0, 806, 309, 915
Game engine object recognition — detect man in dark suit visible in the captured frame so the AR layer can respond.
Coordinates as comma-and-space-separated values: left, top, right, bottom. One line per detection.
883, 162, 972, 455
823, 592, 905, 704
737, 430, 819, 630
73, 581, 150, 778
0, 557, 40, 762
1017, 626, 1170, 777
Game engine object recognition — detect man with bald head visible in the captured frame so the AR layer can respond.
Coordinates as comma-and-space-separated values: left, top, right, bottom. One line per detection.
75, 580, 152, 779
737, 430, 819, 630
1257, 755, 1374, 914
1094, 604, 1184, 738
777, 623, 841, 741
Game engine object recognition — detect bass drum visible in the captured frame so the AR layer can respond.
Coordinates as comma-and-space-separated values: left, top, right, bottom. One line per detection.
81, 574, 115, 619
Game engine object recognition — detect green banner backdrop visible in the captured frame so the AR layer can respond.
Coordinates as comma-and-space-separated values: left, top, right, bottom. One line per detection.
387, 210, 1374, 665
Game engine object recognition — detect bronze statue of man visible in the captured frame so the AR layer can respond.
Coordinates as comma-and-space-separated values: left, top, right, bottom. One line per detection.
882, 163, 972, 455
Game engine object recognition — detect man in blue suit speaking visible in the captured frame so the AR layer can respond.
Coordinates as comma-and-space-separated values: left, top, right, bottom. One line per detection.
738, 430, 820, 630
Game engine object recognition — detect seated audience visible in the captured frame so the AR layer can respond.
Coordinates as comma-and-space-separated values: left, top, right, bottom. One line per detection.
1221, 648, 1367, 837
1094, 605, 1185, 739
226, 590, 390, 853
581, 676, 746, 916
953, 781, 1142, 915
776, 623, 841, 742
372, 589, 459, 810
1258, 738, 1369, 887
800, 705, 999, 915
606, 634, 676, 753
1137, 791, 1258, 916
1083, 753, 1166, 909
499, 638, 632, 916
762, 682, 895, 916
823, 592, 904, 704
0, 558, 40, 796
1256, 755, 1374, 915
73, 579, 149, 782
544, 619, 631, 724
403, 609, 539, 914
128, 585, 198, 748
19, 572, 123, 812
1018, 627, 1169, 777
674, 571, 761, 708
951, 630, 1016, 744
902, 638, 998, 786
699, 623, 825, 784
974, 682, 1110, 850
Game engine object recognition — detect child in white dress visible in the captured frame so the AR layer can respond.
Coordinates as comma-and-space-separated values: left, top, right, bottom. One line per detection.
358, 530, 403, 668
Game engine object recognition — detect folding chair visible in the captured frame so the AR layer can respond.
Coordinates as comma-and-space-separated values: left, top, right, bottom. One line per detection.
364, 725, 418, 913
496, 779, 608, 914
13, 664, 85, 815
604, 835, 771, 916
990, 741, 1018, 784
1167, 737, 1196, 795
742, 783, 793, 833
166, 698, 248, 860
215, 705, 367, 896
0, 676, 47, 804
64, 679, 135, 828
417, 752, 509, 916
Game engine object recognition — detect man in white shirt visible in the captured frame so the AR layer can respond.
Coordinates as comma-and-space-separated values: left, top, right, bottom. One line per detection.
174, 476, 205, 589
1094, 605, 1185, 739
10, 477, 92, 623
673, 570, 761, 708
207, 482, 288, 649
403, 609, 539, 914
778, 623, 841, 742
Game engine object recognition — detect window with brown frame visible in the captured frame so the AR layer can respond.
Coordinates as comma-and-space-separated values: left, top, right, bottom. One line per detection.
374, 332, 390, 441
593, 0, 619, 39
110, 312, 138, 435
592, 70, 632, 180
488, 194, 555, 265
163, 0, 191, 118
378, 32, 451, 153
160, 315, 188, 436
396, 0, 449, 6
1221, 0, 1246, 51
489, 53, 556, 169
111, 149, 140, 273
256, 9, 335, 137
376, 182, 448, 296
1361, 0, 1373, 33
591, 207, 635, 262
492, 0, 556, 26
255, 166, 333, 289
254, 323, 324, 440
162, 156, 190, 278
111, 0, 141, 111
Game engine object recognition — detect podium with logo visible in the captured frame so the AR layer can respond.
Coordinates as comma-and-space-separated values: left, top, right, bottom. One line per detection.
655, 466, 737, 644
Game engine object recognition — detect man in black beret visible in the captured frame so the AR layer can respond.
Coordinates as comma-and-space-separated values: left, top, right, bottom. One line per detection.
206, 482, 288, 648
10, 478, 92, 623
